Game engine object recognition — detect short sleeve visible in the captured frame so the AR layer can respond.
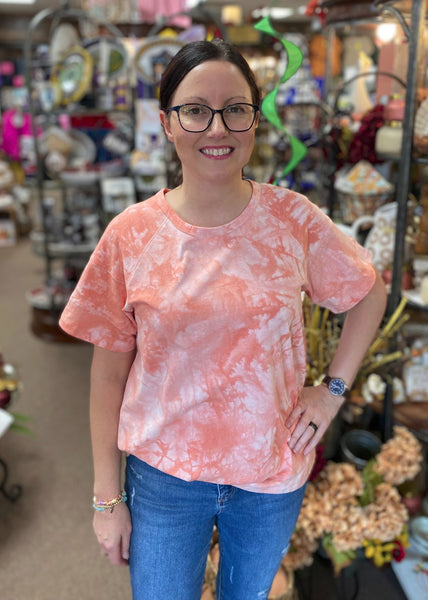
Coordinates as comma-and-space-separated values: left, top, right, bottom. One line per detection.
59, 224, 137, 351
303, 208, 376, 314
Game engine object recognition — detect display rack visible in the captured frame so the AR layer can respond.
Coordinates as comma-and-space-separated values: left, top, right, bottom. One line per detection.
23, 2, 134, 341
323, 0, 428, 443
376, 0, 427, 315
324, 0, 427, 316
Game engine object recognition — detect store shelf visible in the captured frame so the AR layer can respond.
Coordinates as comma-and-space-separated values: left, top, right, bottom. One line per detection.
324, 0, 427, 316
22, 3, 135, 341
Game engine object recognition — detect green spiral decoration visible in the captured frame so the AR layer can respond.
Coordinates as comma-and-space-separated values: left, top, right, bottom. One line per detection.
254, 17, 307, 180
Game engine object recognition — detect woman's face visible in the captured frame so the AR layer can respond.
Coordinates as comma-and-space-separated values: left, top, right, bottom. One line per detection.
160, 60, 258, 185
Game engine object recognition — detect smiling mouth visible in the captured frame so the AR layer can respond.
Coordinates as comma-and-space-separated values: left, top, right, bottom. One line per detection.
200, 147, 233, 157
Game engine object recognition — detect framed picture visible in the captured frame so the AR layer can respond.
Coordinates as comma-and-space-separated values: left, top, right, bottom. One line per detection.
134, 38, 185, 85
50, 46, 93, 105
100, 177, 136, 214
83, 37, 128, 81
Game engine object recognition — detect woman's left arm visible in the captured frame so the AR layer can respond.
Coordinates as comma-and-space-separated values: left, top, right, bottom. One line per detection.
286, 269, 387, 455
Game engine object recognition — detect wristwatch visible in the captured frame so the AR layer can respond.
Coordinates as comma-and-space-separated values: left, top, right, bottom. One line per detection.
322, 375, 349, 397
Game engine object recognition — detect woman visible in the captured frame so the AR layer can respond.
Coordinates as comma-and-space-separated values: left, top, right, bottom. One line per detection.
60, 39, 387, 600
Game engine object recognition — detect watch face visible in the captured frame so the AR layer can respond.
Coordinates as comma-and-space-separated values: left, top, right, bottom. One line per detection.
329, 378, 346, 396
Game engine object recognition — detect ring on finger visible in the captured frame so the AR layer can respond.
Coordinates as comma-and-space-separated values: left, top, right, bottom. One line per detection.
308, 421, 318, 433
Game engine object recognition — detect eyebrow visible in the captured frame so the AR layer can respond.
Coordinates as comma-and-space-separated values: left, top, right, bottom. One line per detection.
178, 96, 251, 105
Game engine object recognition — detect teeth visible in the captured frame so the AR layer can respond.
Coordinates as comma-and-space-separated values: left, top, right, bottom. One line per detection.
201, 147, 232, 156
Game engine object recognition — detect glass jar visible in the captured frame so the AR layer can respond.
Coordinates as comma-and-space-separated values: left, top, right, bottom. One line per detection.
375, 120, 403, 159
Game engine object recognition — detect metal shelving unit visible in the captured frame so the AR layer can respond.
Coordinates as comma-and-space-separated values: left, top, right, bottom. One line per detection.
23, 1, 133, 341
323, 1, 428, 444
324, 0, 427, 316
23, 1, 125, 280
375, 0, 427, 315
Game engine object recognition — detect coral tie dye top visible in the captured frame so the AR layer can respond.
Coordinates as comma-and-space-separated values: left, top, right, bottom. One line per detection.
60, 181, 375, 493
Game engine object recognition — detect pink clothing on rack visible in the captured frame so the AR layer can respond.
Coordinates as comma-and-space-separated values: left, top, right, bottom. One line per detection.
1, 109, 34, 162
138, 0, 191, 27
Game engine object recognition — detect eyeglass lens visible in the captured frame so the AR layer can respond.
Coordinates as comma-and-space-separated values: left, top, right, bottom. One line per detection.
178, 104, 256, 132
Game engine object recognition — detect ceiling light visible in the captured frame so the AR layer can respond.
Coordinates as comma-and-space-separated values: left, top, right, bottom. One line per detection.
0, 0, 36, 4
376, 23, 398, 44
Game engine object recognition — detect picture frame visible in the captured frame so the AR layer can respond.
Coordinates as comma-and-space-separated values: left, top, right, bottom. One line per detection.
134, 38, 185, 84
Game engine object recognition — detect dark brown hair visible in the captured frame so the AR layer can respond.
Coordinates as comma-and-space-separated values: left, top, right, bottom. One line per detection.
159, 38, 261, 110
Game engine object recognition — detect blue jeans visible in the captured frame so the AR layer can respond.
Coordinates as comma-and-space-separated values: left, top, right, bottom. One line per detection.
125, 455, 305, 600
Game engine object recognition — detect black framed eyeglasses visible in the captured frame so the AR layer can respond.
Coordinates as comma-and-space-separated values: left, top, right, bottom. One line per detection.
166, 102, 260, 133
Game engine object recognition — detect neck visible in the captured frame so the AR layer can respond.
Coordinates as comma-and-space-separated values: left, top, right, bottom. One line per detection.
166, 175, 252, 227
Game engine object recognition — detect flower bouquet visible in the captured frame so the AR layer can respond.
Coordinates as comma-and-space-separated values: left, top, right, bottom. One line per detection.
282, 426, 423, 575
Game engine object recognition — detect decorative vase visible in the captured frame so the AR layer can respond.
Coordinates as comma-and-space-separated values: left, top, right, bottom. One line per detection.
340, 429, 382, 470
375, 121, 403, 159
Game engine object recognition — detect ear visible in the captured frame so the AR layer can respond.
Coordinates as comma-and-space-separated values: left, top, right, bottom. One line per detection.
160, 110, 174, 143
254, 111, 260, 129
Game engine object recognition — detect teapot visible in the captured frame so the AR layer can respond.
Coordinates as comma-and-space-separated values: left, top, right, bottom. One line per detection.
361, 202, 399, 273
335, 202, 400, 274
335, 215, 375, 244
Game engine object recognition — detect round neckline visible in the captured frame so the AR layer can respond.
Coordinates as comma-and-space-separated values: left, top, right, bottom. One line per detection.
157, 180, 258, 235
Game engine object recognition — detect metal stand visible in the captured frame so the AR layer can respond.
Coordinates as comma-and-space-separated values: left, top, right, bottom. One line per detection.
381, 380, 394, 442
0, 456, 22, 502
381, 0, 427, 315
325, 0, 427, 315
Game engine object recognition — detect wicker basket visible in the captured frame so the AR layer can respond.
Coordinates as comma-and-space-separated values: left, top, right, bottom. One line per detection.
337, 190, 393, 224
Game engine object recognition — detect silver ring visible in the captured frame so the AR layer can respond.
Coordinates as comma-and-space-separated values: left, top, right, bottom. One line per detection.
308, 421, 318, 433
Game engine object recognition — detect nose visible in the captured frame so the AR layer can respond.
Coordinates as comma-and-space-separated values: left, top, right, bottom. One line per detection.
207, 111, 228, 136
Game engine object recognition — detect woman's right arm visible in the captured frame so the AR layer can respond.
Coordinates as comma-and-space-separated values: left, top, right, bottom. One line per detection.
90, 345, 136, 565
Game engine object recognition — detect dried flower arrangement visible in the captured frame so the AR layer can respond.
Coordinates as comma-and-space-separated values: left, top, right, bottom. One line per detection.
282, 426, 423, 575
303, 295, 409, 387
304, 295, 417, 425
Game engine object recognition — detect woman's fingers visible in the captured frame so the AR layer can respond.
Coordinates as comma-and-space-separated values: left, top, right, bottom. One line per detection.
94, 503, 132, 566
287, 385, 344, 455
289, 417, 322, 454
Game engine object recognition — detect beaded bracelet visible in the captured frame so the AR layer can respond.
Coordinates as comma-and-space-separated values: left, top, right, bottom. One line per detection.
92, 489, 127, 513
